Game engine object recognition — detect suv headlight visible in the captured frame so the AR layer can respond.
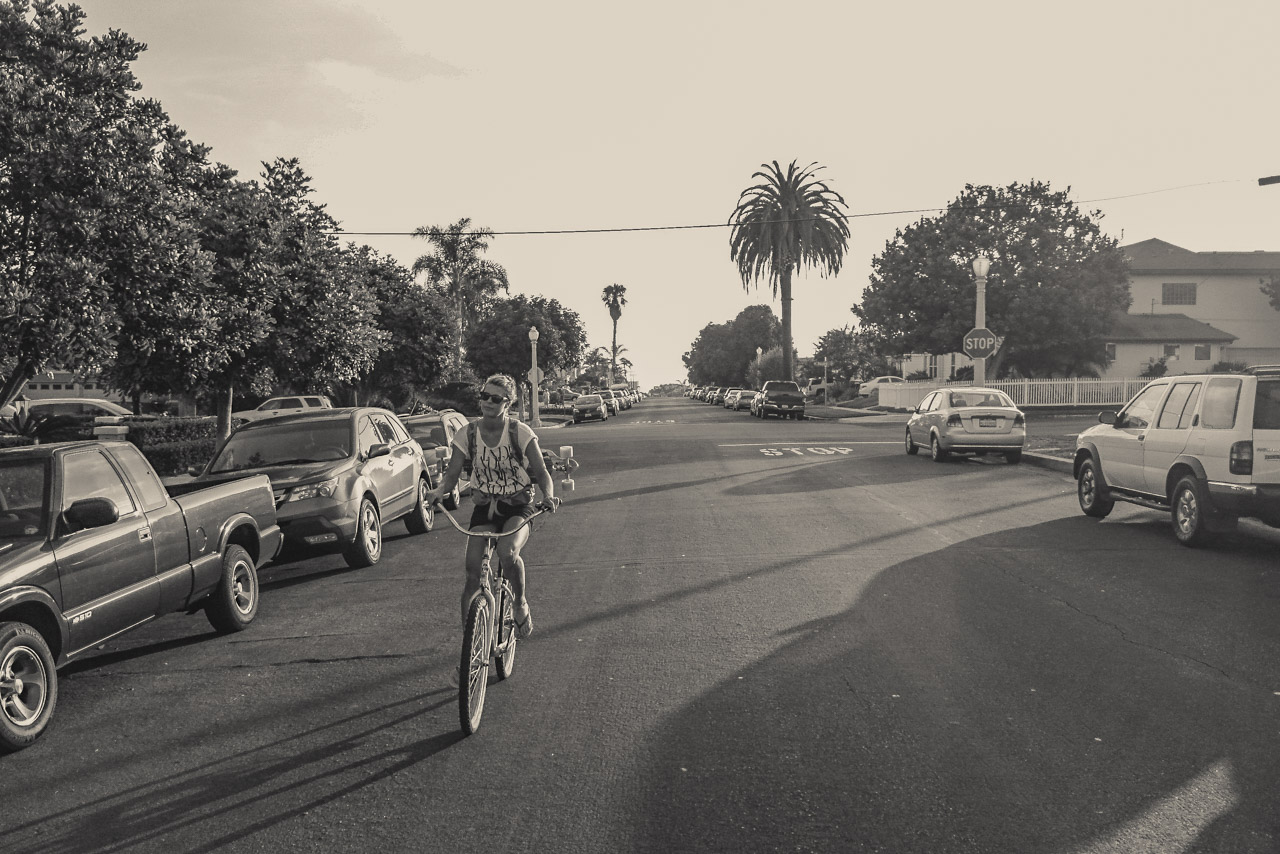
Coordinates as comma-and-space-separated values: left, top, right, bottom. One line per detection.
286, 478, 340, 502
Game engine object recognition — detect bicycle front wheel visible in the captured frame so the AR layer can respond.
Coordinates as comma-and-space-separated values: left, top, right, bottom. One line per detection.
459, 595, 491, 734
494, 581, 517, 681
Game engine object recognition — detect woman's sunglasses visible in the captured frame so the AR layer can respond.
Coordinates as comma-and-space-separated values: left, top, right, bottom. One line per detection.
477, 392, 509, 404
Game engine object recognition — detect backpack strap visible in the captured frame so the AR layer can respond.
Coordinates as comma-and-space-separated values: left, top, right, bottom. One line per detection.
509, 419, 524, 467
464, 420, 477, 477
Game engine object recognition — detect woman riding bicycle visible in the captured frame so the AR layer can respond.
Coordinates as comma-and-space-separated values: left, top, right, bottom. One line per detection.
426, 373, 561, 638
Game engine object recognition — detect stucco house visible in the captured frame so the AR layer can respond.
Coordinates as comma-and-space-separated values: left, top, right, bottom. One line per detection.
899, 238, 1280, 379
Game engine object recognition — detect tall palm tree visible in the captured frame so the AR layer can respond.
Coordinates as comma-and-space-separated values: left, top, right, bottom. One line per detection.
412, 217, 510, 380
600, 283, 627, 384
728, 161, 850, 381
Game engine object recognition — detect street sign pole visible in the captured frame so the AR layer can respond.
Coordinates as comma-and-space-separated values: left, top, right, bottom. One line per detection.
974, 259, 989, 385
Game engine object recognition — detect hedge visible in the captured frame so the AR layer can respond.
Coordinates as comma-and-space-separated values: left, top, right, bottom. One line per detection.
124, 416, 218, 448
0, 435, 35, 448
140, 438, 219, 477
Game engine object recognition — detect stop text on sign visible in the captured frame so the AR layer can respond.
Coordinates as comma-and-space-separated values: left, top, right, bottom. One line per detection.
963, 326, 998, 359
760, 447, 853, 456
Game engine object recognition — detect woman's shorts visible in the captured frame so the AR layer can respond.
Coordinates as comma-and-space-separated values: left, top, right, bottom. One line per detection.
468, 498, 538, 532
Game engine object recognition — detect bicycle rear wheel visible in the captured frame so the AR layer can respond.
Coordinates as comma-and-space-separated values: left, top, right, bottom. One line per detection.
494, 580, 517, 680
459, 594, 491, 734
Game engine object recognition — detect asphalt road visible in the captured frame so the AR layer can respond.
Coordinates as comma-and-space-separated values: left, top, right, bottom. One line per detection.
6, 397, 1280, 853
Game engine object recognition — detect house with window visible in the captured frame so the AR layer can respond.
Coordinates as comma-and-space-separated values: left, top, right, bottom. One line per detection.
1124, 238, 1280, 365
1098, 311, 1235, 378
898, 238, 1279, 379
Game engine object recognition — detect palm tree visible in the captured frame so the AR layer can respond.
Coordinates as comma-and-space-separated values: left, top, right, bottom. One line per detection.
412, 217, 510, 380
600, 283, 627, 384
728, 161, 850, 381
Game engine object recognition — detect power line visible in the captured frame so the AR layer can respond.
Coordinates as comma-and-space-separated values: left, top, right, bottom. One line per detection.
326, 179, 1248, 238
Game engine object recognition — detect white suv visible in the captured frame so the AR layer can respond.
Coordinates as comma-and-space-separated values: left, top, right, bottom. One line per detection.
1073, 366, 1280, 545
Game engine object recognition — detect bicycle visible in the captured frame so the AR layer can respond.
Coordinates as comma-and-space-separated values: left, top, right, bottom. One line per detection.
433, 446, 579, 734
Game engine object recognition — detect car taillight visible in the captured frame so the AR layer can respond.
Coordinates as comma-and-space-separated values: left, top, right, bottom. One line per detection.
1013, 412, 1025, 426
1230, 440, 1253, 475
947, 414, 962, 426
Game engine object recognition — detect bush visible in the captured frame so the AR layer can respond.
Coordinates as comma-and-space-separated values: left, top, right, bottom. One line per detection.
124, 416, 218, 448
0, 435, 35, 448
1211, 360, 1250, 373
906, 370, 931, 381
426, 381, 480, 417
141, 438, 219, 477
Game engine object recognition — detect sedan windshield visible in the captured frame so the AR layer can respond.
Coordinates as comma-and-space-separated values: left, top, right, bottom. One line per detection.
210, 421, 352, 472
0, 459, 49, 543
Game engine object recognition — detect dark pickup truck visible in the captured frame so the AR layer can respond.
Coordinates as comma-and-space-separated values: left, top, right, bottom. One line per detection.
0, 440, 282, 752
756, 380, 806, 420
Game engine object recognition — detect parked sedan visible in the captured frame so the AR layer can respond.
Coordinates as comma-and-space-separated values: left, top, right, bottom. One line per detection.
859, 376, 905, 397
905, 387, 1025, 463
573, 394, 609, 423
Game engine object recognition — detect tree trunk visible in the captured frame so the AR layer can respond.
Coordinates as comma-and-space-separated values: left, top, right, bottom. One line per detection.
609, 317, 618, 385
217, 386, 234, 439
0, 360, 36, 410
130, 390, 142, 415
780, 267, 794, 381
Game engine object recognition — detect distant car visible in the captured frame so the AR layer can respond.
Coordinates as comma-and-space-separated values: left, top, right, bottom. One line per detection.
189, 407, 433, 567
573, 394, 609, 423
232, 395, 333, 423
722, 388, 745, 409
598, 391, 622, 415
729, 389, 756, 411
749, 391, 765, 416
859, 376, 905, 397
0, 398, 133, 419
905, 387, 1025, 463
399, 409, 471, 509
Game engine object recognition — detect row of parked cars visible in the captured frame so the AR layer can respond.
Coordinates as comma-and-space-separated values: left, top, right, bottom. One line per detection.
686, 382, 808, 419
0, 402, 492, 752
570, 388, 645, 424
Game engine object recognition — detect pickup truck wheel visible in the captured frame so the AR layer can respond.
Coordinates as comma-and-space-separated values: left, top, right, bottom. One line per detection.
0, 621, 57, 753
930, 435, 950, 462
404, 477, 435, 534
1077, 458, 1114, 518
1172, 475, 1213, 547
343, 498, 382, 567
205, 545, 259, 633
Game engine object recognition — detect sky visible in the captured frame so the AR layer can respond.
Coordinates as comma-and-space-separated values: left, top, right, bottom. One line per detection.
77, 0, 1280, 388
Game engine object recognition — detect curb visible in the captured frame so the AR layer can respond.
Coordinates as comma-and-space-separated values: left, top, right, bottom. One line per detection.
1023, 452, 1073, 474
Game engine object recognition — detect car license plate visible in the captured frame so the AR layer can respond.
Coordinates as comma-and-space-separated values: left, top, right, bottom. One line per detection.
979, 417, 997, 427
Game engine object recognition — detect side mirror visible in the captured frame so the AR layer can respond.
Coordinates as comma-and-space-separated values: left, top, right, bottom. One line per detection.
186, 466, 202, 477
367, 443, 391, 460
62, 497, 119, 534
1098, 411, 1117, 426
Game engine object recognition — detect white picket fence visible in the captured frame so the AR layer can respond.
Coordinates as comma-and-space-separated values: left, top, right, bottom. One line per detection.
881, 377, 1149, 409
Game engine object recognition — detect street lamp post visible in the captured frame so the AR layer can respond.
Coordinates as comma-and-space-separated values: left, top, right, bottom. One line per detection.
756, 346, 763, 387
528, 325, 541, 427
972, 255, 991, 385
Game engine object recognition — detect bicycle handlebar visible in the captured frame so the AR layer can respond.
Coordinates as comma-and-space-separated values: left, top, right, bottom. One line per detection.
430, 499, 559, 538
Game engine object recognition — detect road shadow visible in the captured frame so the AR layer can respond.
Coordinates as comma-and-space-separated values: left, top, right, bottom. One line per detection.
628, 515, 1280, 852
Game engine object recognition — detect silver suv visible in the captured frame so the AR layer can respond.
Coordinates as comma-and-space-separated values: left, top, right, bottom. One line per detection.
1073, 366, 1280, 545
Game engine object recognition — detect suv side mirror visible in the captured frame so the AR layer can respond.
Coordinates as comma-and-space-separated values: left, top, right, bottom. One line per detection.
1099, 411, 1118, 426
366, 443, 391, 460
62, 497, 119, 534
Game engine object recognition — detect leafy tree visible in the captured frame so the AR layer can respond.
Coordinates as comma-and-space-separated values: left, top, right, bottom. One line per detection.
259, 158, 386, 395
412, 218, 510, 380
812, 325, 894, 384
0, 1, 178, 407
853, 181, 1131, 378
465, 295, 586, 409
682, 305, 781, 386
1261, 272, 1280, 312
332, 248, 452, 409
600, 283, 627, 383
728, 160, 850, 382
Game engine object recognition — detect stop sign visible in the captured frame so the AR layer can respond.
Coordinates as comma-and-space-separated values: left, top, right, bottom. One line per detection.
963, 327, 998, 359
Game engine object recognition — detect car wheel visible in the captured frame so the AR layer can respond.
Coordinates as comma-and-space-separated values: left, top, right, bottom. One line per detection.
905, 428, 918, 455
1076, 458, 1114, 518
205, 544, 259, 633
930, 435, 949, 462
0, 621, 57, 753
404, 477, 435, 535
1005, 450, 1022, 464
343, 497, 382, 567
1172, 475, 1213, 547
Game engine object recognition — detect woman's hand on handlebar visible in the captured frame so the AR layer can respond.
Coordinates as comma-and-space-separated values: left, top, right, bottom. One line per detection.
540, 496, 563, 513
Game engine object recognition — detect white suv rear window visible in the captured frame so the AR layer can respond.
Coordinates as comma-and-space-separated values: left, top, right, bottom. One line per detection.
1254, 379, 1280, 430
1201, 378, 1242, 429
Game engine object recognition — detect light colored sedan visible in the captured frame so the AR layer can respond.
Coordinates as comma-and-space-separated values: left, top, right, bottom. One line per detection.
905, 387, 1025, 463
727, 389, 756, 411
